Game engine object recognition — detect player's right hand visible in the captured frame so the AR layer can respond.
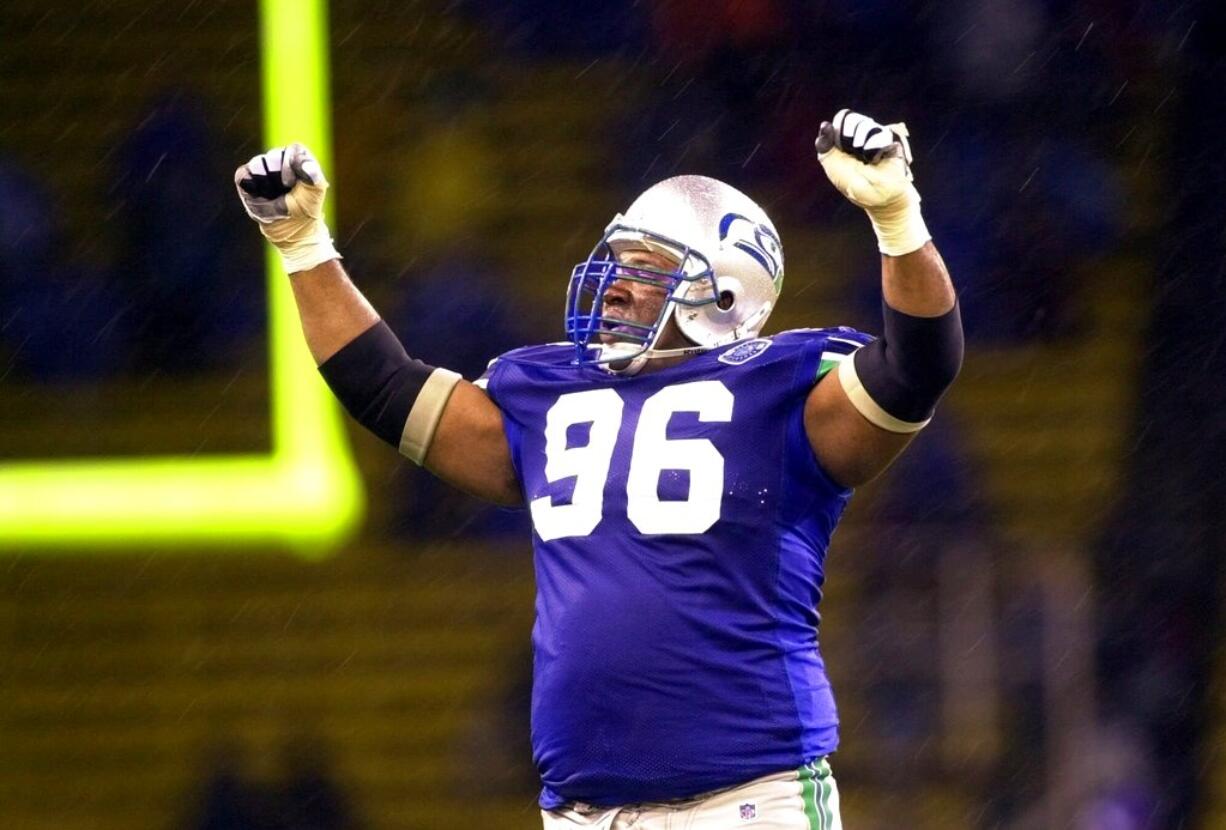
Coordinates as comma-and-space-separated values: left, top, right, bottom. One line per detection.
234, 143, 340, 274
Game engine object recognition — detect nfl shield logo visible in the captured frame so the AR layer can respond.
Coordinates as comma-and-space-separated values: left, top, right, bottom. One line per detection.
739, 802, 757, 820
718, 338, 771, 366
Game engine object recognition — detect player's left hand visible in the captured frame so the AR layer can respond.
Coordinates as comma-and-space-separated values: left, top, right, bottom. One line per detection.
816, 110, 913, 207
816, 109, 930, 257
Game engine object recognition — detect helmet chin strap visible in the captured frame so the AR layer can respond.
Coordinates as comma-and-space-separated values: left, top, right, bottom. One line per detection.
642, 343, 710, 359
599, 341, 712, 375
595, 340, 711, 372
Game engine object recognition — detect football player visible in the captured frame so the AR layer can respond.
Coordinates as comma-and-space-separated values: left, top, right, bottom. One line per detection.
235, 108, 962, 829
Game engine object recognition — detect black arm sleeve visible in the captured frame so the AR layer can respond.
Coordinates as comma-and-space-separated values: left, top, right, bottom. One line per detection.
852, 300, 964, 424
317, 320, 438, 448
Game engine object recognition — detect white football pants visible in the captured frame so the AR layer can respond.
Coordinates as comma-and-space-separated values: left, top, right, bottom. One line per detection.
541, 759, 842, 830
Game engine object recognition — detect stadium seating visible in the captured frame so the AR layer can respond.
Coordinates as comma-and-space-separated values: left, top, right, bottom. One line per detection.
0, 548, 538, 829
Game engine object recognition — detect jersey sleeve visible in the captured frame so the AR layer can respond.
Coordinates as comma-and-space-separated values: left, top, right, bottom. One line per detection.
813, 329, 874, 381
770, 327, 875, 384
474, 357, 498, 392
762, 328, 875, 497
468, 343, 574, 490
472, 343, 570, 406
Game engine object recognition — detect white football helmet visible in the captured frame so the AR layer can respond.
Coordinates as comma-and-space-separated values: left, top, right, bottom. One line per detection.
566, 175, 784, 373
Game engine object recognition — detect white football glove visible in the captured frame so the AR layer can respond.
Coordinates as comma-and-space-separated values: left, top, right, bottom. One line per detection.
816, 109, 931, 257
234, 143, 340, 274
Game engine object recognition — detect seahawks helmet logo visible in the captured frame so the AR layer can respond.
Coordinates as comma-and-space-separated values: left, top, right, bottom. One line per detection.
718, 212, 782, 283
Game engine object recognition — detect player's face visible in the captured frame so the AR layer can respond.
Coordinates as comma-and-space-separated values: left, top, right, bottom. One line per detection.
602, 249, 690, 350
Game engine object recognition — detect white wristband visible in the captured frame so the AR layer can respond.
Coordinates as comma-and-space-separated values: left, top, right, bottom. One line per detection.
866, 185, 931, 257
278, 238, 342, 274
259, 214, 341, 274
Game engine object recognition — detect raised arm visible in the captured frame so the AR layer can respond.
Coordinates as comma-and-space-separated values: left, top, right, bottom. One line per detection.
235, 145, 521, 506
804, 111, 964, 488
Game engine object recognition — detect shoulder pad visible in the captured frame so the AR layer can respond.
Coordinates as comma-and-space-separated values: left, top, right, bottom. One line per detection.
770, 327, 874, 379
769, 326, 874, 349
492, 342, 576, 367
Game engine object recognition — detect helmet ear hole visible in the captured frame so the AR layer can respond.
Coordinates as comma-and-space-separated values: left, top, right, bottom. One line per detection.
718, 290, 735, 310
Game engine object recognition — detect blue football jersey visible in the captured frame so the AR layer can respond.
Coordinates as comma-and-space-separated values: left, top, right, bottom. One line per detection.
479, 328, 873, 808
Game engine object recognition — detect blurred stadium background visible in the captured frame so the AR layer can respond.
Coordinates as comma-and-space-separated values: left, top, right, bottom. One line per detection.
1, 1, 1222, 828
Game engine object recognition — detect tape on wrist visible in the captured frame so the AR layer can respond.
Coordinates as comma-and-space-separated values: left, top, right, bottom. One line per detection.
867, 188, 931, 257
279, 239, 342, 275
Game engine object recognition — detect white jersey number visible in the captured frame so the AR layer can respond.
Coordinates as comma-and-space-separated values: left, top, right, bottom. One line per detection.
530, 389, 624, 542
530, 381, 734, 541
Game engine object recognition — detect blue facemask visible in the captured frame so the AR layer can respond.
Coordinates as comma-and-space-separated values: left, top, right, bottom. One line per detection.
565, 223, 719, 366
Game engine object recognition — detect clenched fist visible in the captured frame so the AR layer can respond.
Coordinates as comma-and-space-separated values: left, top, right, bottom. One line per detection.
816, 109, 930, 257
235, 143, 339, 274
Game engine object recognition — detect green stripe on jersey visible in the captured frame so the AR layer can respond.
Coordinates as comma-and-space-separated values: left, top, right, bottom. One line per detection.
816, 350, 851, 380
